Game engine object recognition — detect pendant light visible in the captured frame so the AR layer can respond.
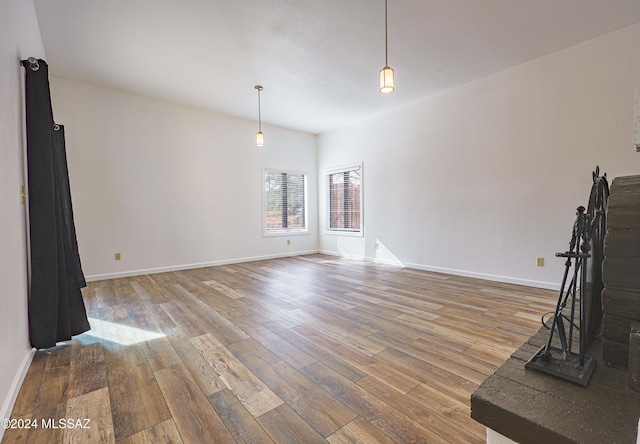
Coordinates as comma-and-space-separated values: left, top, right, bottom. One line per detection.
255, 85, 264, 146
379, 0, 394, 94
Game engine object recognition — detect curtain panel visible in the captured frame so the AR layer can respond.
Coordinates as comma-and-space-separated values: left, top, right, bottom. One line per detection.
21, 58, 90, 349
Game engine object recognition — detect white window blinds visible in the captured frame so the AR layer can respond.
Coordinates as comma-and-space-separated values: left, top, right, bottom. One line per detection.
264, 169, 307, 234
327, 164, 362, 234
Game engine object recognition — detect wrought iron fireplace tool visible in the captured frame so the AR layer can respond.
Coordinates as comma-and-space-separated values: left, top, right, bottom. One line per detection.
525, 167, 608, 386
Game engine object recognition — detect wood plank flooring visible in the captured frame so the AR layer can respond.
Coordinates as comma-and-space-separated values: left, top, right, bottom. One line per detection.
2, 254, 557, 443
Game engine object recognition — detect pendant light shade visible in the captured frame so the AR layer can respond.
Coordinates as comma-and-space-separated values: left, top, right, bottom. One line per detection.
255, 85, 264, 146
379, 66, 394, 94
379, 0, 394, 94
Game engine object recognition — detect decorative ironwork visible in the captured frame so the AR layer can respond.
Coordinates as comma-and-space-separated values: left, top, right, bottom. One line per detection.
525, 167, 609, 386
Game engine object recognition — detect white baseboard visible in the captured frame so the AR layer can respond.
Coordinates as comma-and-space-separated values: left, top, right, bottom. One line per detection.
85, 250, 320, 282
318, 249, 560, 291
85, 248, 559, 290
403, 261, 560, 291
0, 347, 36, 441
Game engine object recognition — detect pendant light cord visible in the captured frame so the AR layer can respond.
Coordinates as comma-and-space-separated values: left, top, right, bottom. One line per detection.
385, 0, 389, 66
257, 88, 262, 132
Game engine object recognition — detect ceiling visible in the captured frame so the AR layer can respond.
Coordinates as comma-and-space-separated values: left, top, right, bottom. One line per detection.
33, 0, 640, 135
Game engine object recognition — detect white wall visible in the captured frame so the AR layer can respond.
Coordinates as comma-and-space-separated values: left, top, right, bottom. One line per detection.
49, 78, 318, 280
318, 23, 640, 289
0, 0, 45, 435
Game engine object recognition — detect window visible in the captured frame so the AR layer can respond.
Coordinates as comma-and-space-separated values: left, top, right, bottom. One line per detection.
263, 168, 308, 235
327, 163, 362, 235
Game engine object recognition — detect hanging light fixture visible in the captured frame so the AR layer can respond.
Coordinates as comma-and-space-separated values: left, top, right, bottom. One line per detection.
379, 0, 394, 94
255, 85, 264, 146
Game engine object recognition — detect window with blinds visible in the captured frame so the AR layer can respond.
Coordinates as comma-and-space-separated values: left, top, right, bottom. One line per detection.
327, 163, 362, 235
264, 168, 308, 235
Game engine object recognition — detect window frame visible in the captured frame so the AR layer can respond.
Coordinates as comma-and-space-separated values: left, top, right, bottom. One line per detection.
262, 167, 309, 237
325, 162, 363, 237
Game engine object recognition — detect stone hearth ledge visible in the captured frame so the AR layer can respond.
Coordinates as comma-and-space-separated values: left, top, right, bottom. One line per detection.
471, 327, 640, 444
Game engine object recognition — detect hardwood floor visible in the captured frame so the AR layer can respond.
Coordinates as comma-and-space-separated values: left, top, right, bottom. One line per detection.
2, 254, 557, 443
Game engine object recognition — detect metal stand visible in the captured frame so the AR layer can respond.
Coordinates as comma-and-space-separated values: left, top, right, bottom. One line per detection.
526, 167, 608, 386
525, 206, 597, 386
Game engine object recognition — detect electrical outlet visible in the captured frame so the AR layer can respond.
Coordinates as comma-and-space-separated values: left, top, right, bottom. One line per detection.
115, 253, 121, 261
287, 239, 291, 245
20, 185, 26, 204
375, 242, 379, 250
537, 257, 544, 267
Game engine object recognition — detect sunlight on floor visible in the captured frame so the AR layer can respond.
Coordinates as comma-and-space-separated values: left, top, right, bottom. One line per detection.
82, 317, 165, 346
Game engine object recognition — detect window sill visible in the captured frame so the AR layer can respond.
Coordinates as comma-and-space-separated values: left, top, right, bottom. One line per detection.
263, 230, 310, 237
325, 230, 363, 237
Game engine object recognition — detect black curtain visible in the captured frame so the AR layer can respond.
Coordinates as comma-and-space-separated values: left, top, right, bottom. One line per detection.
21, 58, 90, 349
